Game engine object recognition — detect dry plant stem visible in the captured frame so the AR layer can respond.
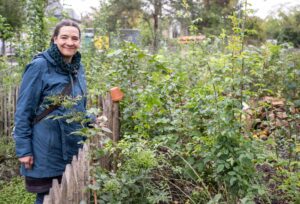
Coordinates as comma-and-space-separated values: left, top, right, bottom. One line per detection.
197, 41, 218, 106
154, 172, 197, 204
197, 42, 221, 131
162, 145, 212, 200
206, 62, 218, 106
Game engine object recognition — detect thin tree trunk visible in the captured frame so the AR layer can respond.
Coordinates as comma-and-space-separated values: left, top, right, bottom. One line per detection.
1, 39, 5, 56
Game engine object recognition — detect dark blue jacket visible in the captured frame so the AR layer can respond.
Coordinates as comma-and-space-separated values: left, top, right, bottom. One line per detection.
14, 51, 87, 178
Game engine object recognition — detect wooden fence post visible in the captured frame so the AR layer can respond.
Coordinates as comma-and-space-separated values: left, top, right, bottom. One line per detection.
112, 102, 120, 172
0, 92, 3, 136
3, 92, 6, 137
7, 86, 11, 137
98, 93, 113, 170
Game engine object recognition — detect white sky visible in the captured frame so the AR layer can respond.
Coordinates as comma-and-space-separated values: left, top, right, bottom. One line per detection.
60, 0, 100, 15
248, 0, 300, 18
61, 0, 300, 19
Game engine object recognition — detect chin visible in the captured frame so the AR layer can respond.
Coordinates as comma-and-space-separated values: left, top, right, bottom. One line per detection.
62, 52, 76, 57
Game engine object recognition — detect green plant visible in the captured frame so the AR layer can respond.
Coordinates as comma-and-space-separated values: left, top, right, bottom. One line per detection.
78, 6, 300, 203
0, 177, 35, 204
90, 138, 170, 204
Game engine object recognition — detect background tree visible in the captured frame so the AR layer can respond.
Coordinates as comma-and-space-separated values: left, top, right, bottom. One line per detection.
265, 7, 300, 47
25, 0, 48, 54
275, 7, 300, 47
244, 16, 266, 44
0, 15, 12, 55
15, 0, 48, 68
0, 0, 25, 32
0, 0, 25, 55
196, 0, 238, 35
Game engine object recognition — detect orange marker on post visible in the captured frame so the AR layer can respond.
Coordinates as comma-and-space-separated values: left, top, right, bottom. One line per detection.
110, 87, 124, 102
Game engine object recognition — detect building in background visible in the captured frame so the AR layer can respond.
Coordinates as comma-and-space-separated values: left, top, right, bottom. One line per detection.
46, 0, 81, 22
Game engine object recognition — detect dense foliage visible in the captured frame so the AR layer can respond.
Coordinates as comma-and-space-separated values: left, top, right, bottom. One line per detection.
0, 176, 35, 204
81, 16, 300, 203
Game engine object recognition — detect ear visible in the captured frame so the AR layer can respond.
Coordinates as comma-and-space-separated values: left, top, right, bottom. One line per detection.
53, 36, 58, 44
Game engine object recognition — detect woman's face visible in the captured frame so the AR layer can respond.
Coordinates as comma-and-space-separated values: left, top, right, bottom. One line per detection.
54, 26, 80, 62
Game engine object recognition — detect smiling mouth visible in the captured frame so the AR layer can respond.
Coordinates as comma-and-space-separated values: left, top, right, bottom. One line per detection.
63, 47, 76, 50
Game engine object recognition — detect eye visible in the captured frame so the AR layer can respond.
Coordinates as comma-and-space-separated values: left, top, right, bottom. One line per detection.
60, 36, 68, 40
72, 36, 79, 41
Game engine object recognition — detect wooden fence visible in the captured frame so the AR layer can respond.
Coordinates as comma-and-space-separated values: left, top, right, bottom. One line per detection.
43, 93, 122, 204
0, 86, 18, 137
43, 144, 90, 204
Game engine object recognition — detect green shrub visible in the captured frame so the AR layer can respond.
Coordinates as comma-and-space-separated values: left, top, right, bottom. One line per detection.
0, 177, 35, 204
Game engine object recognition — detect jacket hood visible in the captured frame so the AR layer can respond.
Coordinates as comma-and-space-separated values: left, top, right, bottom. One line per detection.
41, 51, 57, 66
32, 51, 57, 66
35, 51, 72, 76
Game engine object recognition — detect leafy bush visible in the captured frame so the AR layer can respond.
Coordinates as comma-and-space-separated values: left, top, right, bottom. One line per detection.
90, 139, 170, 204
83, 18, 299, 202
0, 176, 35, 204
0, 137, 18, 184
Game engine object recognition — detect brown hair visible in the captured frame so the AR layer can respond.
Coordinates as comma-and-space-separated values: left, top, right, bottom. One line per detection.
50, 19, 81, 44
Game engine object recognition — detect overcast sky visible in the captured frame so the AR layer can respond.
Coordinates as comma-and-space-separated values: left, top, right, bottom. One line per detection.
248, 0, 300, 18
61, 0, 300, 18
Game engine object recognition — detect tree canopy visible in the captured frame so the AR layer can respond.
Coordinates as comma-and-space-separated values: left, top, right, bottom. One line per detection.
0, 0, 25, 31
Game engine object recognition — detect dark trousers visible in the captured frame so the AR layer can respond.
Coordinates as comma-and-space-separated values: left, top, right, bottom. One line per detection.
35, 192, 48, 204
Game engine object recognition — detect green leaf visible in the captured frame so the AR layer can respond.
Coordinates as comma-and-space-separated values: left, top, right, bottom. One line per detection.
208, 194, 222, 204
216, 164, 224, 173
230, 177, 237, 186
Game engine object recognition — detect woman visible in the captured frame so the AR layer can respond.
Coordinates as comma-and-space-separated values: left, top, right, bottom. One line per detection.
14, 19, 88, 204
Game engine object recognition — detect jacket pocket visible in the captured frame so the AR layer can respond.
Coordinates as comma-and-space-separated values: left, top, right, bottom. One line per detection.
32, 118, 63, 168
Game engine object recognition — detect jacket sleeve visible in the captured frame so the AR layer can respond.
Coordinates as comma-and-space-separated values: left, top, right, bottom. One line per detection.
14, 60, 43, 158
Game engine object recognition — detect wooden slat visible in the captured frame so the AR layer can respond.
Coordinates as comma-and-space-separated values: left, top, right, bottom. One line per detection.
60, 174, 68, 204
83, 144, 90, 203
43, 195, 52, 204
4, 93, 7, 137
65, 164, 75, 203
77, 149, 84, 201
71, 155, 79, 204
7, 86, 11, 137
0, 86, 18, 138
52, 179, 61, 204
0, 92, 3, 135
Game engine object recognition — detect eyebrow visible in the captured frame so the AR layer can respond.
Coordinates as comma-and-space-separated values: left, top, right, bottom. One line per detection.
60, 34, 79, 38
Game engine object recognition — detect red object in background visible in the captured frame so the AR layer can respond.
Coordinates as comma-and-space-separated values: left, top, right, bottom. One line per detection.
110, 87, 124, 102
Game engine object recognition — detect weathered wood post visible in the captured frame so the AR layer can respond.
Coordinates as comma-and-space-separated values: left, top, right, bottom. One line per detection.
110, 87, 123, 172
97, 87, 123, 170
0, 91, 3, 136
99, 93, 113, 170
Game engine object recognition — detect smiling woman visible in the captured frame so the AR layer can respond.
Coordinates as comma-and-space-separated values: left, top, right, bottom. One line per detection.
13, 19, 90, 204
53, 26, 81, 62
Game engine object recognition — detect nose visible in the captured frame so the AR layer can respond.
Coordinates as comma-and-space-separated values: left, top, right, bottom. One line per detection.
66, 38, 74, 46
